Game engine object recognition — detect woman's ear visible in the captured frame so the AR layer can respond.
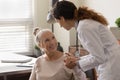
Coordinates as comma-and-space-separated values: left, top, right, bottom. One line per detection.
38, 42, 42, 48
38, 42, 44, 49
60, 16, 65, 22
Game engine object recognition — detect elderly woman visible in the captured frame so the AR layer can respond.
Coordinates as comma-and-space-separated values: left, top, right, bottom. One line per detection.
29, 29, 87, 80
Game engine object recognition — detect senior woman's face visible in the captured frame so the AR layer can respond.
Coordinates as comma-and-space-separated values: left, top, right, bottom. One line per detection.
40, 31, 58, 52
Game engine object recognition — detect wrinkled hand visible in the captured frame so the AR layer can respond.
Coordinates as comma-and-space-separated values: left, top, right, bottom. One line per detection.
64, 53, 80, 69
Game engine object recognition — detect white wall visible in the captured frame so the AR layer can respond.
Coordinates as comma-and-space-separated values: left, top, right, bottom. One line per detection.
54, 23, 70, 52
34, 0, 50, 29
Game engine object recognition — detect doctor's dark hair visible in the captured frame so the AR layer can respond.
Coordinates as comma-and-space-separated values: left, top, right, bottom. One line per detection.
53, 1, 108, 26
53, 1, 77, 20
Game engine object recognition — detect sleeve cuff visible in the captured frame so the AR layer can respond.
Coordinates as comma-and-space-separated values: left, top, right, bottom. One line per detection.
63, 66, 73, 73
75, 60, 84, 71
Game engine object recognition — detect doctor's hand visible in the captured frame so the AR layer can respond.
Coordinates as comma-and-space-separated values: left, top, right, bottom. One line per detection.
64, 53, 80, 69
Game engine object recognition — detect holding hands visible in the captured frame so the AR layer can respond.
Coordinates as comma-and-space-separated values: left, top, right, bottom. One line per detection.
64, 53, 80, 69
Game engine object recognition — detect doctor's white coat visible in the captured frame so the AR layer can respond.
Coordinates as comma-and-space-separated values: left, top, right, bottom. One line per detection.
77, 19, 120, 80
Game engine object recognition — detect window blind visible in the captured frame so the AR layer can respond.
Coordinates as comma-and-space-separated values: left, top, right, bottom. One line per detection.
0, 0, 33, 55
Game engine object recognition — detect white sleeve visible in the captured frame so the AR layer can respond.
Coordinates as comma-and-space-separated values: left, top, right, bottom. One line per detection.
29, 58, 41, 80
73, 66, 87, 80
63, 64, 87, 80
63, 65, 73, 73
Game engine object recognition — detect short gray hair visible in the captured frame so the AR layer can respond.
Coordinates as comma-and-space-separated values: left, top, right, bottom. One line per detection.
35, 29, 52, 46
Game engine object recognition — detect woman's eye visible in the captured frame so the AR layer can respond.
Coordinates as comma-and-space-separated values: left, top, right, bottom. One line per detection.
52, 36, 55, 39
45, 39, 49, 42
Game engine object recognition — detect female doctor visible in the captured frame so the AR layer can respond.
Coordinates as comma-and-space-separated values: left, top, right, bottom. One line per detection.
52, 1, 120, 80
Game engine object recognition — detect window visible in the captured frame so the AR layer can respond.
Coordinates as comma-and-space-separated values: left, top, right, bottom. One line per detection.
0, 0, 33, 55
